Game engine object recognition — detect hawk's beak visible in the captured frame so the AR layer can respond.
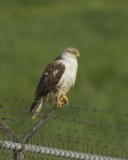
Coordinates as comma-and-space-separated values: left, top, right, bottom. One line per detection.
77, 52, 80, 58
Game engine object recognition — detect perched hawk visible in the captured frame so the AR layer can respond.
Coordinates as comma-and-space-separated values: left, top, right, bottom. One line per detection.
30, 47, 80, 119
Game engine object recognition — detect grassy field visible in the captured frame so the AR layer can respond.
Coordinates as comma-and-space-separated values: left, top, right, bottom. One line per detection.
0, 0, 128, 159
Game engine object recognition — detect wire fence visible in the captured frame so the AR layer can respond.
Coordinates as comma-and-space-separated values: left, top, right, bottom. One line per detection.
0, 96, 128, 160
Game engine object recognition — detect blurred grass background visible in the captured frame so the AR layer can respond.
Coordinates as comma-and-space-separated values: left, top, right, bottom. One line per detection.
0, 0, 128, 159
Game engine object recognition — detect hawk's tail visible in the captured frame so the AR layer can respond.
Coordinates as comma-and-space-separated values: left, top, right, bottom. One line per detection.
30, 98, 43, 119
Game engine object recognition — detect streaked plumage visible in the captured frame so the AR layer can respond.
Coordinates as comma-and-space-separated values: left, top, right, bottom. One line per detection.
30, 47, 80, 119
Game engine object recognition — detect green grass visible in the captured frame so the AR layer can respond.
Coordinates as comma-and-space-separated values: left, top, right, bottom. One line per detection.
0, 0, 128, 159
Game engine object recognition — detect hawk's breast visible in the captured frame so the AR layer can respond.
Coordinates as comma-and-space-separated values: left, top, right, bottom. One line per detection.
57, 57, 78, 95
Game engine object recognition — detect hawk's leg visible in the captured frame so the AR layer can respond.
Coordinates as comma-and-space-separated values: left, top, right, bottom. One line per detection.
56, 98, 64, 108
60, 95, 68, 105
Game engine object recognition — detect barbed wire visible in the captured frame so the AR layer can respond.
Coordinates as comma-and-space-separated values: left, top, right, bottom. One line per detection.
54, 115, 128, 132
0, 96, 33, 103
0, 105, 29, 113
69, 104, 128, 118
0, 107, 128, 133
1, 111, 128, 133
0, 96, 128, 118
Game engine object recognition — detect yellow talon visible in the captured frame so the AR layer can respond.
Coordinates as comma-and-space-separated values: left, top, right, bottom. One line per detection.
56, 96, 68, 108
60, 95, 68, 105
56, 98, 64, 108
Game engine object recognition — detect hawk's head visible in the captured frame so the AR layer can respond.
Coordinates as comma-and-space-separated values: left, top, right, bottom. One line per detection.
62, 47, 80, 59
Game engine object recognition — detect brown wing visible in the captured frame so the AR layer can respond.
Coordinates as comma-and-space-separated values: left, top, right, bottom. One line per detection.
34, 60, 65, 99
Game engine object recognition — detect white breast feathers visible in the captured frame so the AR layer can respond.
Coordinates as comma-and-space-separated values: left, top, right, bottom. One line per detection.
57, 57, 78, 95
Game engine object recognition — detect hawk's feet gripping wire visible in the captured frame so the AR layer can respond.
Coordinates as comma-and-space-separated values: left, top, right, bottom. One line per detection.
60, 95, 68, 105
56, 96, 68, 108
56, 98, 64, 108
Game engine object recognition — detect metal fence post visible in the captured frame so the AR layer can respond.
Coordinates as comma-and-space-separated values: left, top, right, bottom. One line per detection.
21, 107, 58, 144
13, 148, 25, 160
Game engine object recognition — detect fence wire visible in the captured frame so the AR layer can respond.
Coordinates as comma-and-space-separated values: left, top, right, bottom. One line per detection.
0, 96, 128, 159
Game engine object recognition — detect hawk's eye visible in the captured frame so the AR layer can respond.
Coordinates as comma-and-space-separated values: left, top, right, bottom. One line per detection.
72, 51, 76, 54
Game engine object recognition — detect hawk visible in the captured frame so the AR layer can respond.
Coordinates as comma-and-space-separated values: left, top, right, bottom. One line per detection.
30, 47, 80, 119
